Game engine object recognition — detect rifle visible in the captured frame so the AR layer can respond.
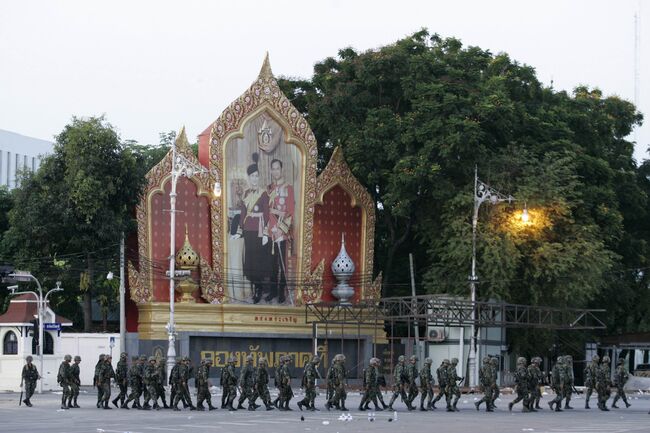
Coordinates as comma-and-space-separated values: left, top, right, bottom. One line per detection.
572, 385, 580, 395
19, 379, 23, 406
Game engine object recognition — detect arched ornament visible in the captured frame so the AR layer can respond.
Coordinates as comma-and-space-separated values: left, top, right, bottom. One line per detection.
315, 147, 382, 301
131, 127, 215, 304
207, 53, 322, 305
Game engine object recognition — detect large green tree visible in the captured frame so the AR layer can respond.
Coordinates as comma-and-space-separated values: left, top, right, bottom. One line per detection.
2, 116, 144, 331
279, 30, 649, 353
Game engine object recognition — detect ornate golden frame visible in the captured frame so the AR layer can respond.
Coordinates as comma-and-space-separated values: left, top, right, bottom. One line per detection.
315, 147, 382, 300
206, 55, 322, 305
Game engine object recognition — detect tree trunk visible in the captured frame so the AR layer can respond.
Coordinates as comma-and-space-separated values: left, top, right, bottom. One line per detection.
82, 253, 93, 332
381, 212, 412, 297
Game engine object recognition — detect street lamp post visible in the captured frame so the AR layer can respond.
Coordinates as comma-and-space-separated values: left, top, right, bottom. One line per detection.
165, 137, 211, 379
468, 167, 514, 388
7, 273, 63, 394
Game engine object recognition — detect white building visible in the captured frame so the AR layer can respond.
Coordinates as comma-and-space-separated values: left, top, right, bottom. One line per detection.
0, 129, 53, 189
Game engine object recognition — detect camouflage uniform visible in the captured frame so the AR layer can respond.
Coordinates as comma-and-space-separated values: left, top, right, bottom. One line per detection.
489, 357, 500, 409
250, 357, 274, 410
69, 356, 81, 408
94, 354, 105, 408
430, 359, 449, 409
445, 357, 461, 412
237, 356, 255, 409
563, 355, 575, 409
549, 356, 566, 412
168, 358, 183, 408
324, 358, 337, 407
173, 357, 195, 411
112, 353, 128, 408
21, 356, 39, 407
124, 356, 144, 409
528, 357, 544, 410
325, 354, 347, 411
278, 356, 294, 410
595, 356, 612, 411
298, 355, 320, 411
58, 354, 73, 410
419, 358, 434, 411
387, 355, 408, 410
144, 357, 161, 410
583, 355, 599, 409
221, 356, 238, 410
475, 357, 493, 412
99, 355, 116, 408
405, 355, 419, 410
359, 358, 381, 411
611, 358, 630, 408
509, 357, 531, 412
196, 359, 216, 410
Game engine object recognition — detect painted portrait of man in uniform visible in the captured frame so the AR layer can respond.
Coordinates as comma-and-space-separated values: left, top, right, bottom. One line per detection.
225, 112, 303, 305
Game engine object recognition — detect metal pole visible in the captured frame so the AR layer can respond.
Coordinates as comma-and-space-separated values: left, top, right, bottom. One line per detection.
167, 140, 178, 378
34, 277, 44, 395
409, 253, 420, 367
119, 233, 126, 354
468, 166, 479, 388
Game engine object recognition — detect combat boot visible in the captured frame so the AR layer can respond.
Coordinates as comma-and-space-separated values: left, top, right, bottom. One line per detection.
564, 403, 574, 409
112, 397, 120, 408
237, 402, 246, 410
67, 398, 74, 409
208, 402, 217, 411
196, 404, 205, 411
172, 404, 181, 412
73, 397, 80, 408
548, 401, 554, 410
612, 402, 619, 409
298, 400, 306, 411
265, 402, 275, 411
585, 401, 590, 409
554, 404, 563, 412
25, 399, 33, 407
152, 402, 161, 411
325, 401, 332, 411
121, 401, 130, 410
372, 397, 383, 411
103, 401, 112, 409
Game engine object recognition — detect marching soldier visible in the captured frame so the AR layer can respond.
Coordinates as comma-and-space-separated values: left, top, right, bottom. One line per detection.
529, 357, 544, 410
549, 356, 566, 412
124, 356, 144, 409
509, 357, 531, 412
475, 356, 493, 412
112, 352, 128, 408
430, 359, 449, 409
196, 358, 217, 411
488, 357, 500, 409
387, 355, 408, 410
173, 357, 196, 411
563, 355, 574, 409
325, 357, 338, 409
325, 354, 347, 411
611, 358, 631, 409
58, 354, 73, 410
221, 355, 238, 410
143, 356, 161, 410
237, 355, 255, 409
446, 358, 462, 412
584, 355, 599, 409
94, 354, 105, 408
21, 355, 39, 407
405, 355, 419, 410
278, 355, 295, 410
249, 356, 274, 410
375, 359, 389, 409
419, 357, 434, 411
359, 357, 383, 411
298, 355, 320, 411
169, 357, 183, 409
69, 355, 81, 408
596, 355, 612, 411
99, 354, 116, 409
155, 357, 169, 409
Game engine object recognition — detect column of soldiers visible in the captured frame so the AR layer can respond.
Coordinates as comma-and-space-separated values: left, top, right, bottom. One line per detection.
21, 351, 637, 415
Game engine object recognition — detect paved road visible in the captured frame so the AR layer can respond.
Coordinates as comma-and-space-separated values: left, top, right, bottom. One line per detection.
0, 389, 649, 433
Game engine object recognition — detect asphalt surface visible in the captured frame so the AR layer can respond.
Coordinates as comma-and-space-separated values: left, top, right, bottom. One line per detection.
0, 388, 649, 433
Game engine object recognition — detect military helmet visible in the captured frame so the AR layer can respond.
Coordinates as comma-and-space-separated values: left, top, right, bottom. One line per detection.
451, 358, 458, 365
338, 354, 346, 362
369, 358, 377, 366
556, 355, 564, 363
592, 355, 600, 362
99, 354, 105, 360
425, 357, 432, 364
183, 356, 190, 362
120, 352, 127, 359
311, 355, 321, 364
25, 355, 33, 362
148, 356, 156, 362
398, 355, 405, 363
228, 355, 237, 363
246, 355, 254, 362
64, 354, 72, 362
409, 355, 418, 362
74, 355, 81, 362
602, 355, 610, 363
139, 355, 147, 361
565, 355, 573, 362
490, 357, 498, 365
442, 359, 450, 364
617, 358, 624, 365
205, 358, 213, 365
259, 356, 267, 365
482, 356, 490, 363
517, 357, 526, 365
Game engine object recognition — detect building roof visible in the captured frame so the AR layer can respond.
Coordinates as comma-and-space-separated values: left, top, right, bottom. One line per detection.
0, 129, 53, 157
0, 293, 72, 326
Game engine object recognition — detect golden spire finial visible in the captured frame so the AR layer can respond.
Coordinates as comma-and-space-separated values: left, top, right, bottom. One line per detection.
175, 126, 190, 150
258, 51, 274, 80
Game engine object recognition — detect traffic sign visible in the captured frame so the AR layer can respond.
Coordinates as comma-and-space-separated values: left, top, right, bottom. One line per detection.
44, 323, 61, 331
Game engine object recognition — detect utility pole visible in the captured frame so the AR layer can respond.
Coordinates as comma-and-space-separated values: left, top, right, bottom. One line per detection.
119, 233, 126, 354
409, 253, 420, 366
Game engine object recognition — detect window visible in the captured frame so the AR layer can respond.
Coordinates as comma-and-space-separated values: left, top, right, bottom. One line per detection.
3, 331, 18, 355
31, 331, 54, 355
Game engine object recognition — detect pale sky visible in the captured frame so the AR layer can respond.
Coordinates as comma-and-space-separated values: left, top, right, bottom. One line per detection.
1, 0, 648, 163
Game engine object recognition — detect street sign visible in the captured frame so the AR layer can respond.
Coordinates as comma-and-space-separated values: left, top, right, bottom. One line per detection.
44, 323, 61, 331
109, 336, 115, 348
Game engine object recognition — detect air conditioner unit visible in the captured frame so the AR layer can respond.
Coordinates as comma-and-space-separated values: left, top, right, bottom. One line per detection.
428, 328, 446, 342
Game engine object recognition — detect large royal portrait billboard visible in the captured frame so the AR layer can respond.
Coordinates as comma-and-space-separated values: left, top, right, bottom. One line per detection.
224, 111, 303, 306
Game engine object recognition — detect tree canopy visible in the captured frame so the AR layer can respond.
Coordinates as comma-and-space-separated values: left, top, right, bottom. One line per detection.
279, 30, 650, 352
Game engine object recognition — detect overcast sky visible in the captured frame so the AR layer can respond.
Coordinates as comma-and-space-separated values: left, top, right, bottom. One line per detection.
1, 0, 648, 163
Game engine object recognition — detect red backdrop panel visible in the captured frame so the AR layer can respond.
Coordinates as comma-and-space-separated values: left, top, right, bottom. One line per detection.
150, 177, 211, 302
312, 185, 362, 303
